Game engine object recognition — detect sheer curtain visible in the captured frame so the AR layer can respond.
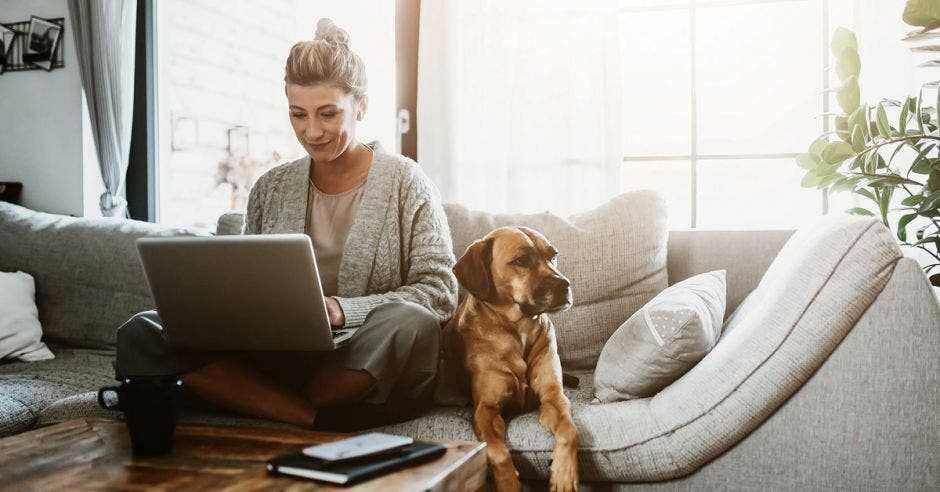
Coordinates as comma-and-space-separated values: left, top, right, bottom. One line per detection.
69, 0, 137, 217
418, 0, 622, 215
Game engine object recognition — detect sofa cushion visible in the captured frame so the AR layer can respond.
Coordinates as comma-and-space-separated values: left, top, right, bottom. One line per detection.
0, 202, 206, 349
445, 190, 669, 370
594, 270, 726, 402
0, 347, 115, 437
0, 271, 54, 362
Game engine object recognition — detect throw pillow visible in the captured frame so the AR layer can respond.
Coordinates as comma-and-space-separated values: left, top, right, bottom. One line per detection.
445, 190, 669, 371
0, 271, 54, 361
594, 270, 726, 403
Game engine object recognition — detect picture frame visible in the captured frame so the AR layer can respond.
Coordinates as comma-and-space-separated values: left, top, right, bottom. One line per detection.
0, 24, 17, 75
23, 15, 61, 71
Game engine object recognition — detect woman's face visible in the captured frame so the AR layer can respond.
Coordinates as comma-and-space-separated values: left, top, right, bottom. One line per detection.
286, 83, 367, 164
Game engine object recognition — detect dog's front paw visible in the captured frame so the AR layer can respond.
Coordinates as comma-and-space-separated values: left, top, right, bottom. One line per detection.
549, 457, 579, 492
493, 474, 522, 492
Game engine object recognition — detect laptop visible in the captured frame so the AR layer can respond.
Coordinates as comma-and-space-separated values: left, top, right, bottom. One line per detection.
136, 234, 358, 351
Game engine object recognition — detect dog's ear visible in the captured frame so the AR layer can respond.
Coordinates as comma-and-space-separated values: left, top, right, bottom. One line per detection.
453, 237, 495, 302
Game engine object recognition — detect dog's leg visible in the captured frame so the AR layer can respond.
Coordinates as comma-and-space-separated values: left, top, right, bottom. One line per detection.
472, 376, 521, 492
530, 354, 579, 492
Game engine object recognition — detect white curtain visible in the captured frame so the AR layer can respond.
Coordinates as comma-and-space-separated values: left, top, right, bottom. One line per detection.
69, 0, 137, 217
418, 0, 622, 215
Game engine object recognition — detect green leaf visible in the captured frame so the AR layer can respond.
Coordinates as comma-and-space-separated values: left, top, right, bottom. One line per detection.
918, 191, 940, 217
846, 207, 874, 216
849, 154, 866, 170
831, 175, 863, 193
902, 194, 925, 206
930, 273, 940, 287
916, 91, 927, 134
899, 96, 912, 134
867, 175, 916, 187
879, 187, 895, 225
856, 187, 877, 203
809, 136, 829, 156
929, 169, 940, 191
916, 221, 934, 240
834, 47, 861, 82
836, 76, 861, 114
875, 103, 891, 139
863, 149, 886, 173
903, 0, 940, 28
830, 27, 858, 55
913, 235, 939, 246
850, 125, 866, 153
796, 153, 820, 170
908, 143, 937, 175
821, 141, 855, 164
847, 104, 870, 142
835, 116, 850, 142
897, 213, 918, 242
801, 170, 822, 188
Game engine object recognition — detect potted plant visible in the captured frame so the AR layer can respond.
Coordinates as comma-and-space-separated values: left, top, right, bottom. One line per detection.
796, 0, 940, 286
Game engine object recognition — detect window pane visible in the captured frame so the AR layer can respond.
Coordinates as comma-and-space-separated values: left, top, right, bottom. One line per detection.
156, 0, 397, 229
697, 159, 821, 229
696, 1, 823, 155
620, 10, 692, 157
621, 160, 692, 229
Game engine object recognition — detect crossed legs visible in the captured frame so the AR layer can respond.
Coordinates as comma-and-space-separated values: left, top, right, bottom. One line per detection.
182, 360, 374, 427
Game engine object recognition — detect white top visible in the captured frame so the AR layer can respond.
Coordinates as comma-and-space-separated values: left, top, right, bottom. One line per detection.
305, 178, 367, 297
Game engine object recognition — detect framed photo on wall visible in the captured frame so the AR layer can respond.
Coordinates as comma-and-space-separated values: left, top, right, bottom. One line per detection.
0, 24, 16, 74
23, 16, 61, 71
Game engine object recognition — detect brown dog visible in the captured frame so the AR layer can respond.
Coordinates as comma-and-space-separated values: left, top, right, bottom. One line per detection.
443, 226, 578, 492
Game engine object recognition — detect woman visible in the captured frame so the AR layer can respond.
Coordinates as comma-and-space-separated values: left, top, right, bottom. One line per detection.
115, 19, 458, 430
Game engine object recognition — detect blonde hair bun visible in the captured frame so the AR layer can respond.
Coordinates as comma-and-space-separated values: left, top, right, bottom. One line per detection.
285, 18, 366, 98
315, 18, 350, 50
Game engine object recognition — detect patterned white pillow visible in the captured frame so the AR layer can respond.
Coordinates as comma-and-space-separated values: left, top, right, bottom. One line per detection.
594, 270, 726, 402
0, 271, 54, 362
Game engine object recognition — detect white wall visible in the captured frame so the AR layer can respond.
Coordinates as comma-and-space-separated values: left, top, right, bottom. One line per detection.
0, 0, 102, 217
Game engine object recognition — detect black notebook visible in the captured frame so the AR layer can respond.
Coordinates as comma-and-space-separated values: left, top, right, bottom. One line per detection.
266, 441, 447, 485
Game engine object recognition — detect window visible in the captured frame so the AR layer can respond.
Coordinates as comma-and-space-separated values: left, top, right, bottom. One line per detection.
154, 0, 396, 229
618, 0, 844, 229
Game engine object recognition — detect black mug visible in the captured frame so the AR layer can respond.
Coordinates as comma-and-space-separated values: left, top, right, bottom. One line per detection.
98, 376, 184, 456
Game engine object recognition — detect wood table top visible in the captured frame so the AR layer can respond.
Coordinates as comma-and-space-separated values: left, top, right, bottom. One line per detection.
0, 418, 487, 491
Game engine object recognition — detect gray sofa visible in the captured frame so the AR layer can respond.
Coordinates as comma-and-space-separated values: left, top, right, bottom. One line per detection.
1, 200, 937, 490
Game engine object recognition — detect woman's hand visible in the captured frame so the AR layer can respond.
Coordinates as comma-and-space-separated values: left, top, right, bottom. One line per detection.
325, 296, 346, 328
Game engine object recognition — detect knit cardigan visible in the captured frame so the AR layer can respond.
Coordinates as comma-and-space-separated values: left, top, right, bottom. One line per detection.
243, 144, 459, 327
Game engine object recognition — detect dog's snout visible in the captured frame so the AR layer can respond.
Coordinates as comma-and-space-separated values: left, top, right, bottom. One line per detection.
539, 275, 571, 298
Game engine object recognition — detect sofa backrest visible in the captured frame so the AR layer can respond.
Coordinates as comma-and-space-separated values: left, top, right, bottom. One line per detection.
2, 198, 794, 359
0, 202, 206, 349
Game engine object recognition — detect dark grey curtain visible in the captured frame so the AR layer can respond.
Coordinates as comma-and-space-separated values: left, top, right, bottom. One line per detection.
69, 0, 137, 217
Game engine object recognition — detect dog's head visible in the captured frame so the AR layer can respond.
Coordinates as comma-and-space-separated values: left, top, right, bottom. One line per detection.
454, 226, 573, 316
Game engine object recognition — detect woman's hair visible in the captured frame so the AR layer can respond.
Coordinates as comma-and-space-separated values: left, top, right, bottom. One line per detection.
284, 18, 367, 99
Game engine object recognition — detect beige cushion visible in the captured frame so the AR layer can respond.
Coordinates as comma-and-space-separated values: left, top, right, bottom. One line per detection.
0, 271, 54, 362
594, 270, 726, 402
444, 190, 669, 370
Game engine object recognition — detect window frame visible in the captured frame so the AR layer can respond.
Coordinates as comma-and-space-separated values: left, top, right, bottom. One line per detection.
619, 0, 832, 228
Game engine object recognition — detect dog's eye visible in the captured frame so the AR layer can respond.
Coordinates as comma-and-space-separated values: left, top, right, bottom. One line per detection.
511, 256, 531, 268
549, 254, 558, 264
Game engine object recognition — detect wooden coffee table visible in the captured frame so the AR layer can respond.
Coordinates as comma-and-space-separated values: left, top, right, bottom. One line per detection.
0, 418, 487, 491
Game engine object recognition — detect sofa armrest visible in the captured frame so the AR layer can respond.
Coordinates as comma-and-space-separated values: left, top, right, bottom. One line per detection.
639, 257, 939, 489
667, 229, 794, 318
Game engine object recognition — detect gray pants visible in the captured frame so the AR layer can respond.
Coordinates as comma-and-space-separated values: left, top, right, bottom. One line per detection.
115, 301, 441, 425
